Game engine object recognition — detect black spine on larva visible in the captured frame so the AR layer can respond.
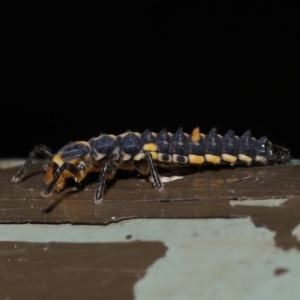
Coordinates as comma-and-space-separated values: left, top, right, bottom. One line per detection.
172, 127, 188, 155
221, 130, 238, 156
254, 136, 268, 158
204, 128, 221, 155
141, 129, 155, 144
90, 135, 117, 156
156, 128, 171, 154
118, 132, 142, 156
188, 134, 205, 155
238, 131, 254, 157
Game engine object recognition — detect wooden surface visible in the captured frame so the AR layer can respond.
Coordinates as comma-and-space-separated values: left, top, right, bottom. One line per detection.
1, 163, 300, 299
1, 165, 300, 243
0, 241, 166, 300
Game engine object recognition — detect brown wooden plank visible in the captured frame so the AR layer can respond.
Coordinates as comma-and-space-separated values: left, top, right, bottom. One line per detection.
0, 164, 299, 222
0, 241, 167, 300
2, 164, 300, 249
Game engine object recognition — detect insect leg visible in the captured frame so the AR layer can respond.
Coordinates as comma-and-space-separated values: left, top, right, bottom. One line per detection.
41, 162, 80, 197
145, 152, 163, 190
94, 160, 116, 204
12, 145, 54, 183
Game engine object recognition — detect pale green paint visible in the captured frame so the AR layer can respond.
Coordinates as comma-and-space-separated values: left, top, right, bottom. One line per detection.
230, 198, 287, 207
1, 218, 300, 300
292, 223, 300, 241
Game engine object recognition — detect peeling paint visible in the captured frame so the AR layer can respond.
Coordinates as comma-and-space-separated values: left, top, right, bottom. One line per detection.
230, 198, 287, 207
291, 223, 300, 241
1, 218, 300, 299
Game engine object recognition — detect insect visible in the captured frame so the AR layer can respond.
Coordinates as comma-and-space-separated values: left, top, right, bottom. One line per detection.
12, 127, 290, 204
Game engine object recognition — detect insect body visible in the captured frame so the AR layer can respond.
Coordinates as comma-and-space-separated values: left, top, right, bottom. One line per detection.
12, 127, 290, 204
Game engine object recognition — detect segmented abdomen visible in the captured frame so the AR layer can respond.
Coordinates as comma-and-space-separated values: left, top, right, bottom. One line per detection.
87, 127, 290, 166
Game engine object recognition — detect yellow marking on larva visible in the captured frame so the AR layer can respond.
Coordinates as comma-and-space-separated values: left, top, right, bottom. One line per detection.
122, 153, 132, 161
143, 143, 157, 152
52, 155, 64, 167
118, 132, 130, 138
110, 149, 120, 161
188, 154, 205, 164
150, 152, 158, 160
80, 141, 91, 146
205, 154, 221, 164
92, 152, 106, 161
133, 132, 141, 137
238, 154, 252, 164
172, 154, 188, 164
191, 127, 201, 142
158, 153, 172, 163
134, 153, 145, 161
221, 154, 237, 164
255, 155, 267, 163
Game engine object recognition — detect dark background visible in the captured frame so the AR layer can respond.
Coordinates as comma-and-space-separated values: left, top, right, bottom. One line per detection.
1, 2, 299, 158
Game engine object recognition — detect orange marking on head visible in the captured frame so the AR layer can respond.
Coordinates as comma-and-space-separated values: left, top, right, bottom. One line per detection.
191, 127, 200, 142
44, 163, 54, 185
45, 162, 69, 193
